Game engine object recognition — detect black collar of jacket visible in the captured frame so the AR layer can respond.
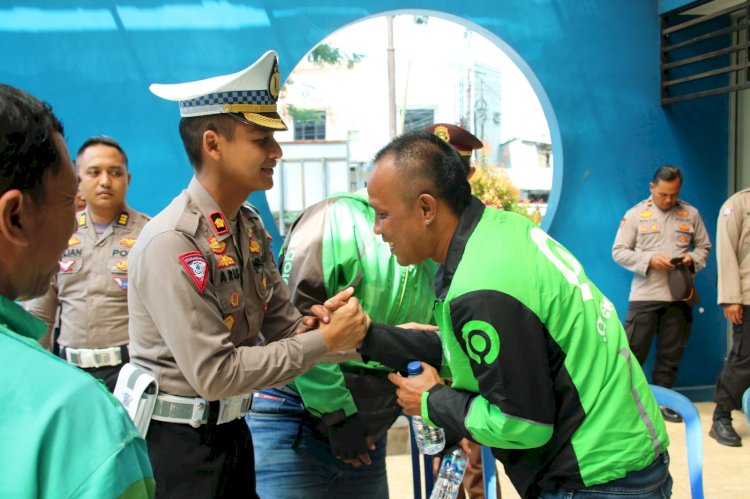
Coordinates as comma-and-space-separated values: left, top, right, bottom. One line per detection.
435, 196, 485, 300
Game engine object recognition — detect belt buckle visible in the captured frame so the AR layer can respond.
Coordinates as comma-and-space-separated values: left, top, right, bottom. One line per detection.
190, 398, 207, 428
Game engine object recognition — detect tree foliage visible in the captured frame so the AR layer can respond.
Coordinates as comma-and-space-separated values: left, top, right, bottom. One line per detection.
469, 163, 541, 224
287, 104, 323, 124
308, 43, 364, 69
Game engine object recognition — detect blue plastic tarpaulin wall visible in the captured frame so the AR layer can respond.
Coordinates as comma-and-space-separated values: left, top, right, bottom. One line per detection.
0, 1, 729, 396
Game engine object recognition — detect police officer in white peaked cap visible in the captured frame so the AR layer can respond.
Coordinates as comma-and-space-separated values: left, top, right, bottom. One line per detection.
124, 50, 370, 498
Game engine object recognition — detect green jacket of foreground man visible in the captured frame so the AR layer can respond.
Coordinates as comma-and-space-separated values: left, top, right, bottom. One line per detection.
0, 296, 154, 498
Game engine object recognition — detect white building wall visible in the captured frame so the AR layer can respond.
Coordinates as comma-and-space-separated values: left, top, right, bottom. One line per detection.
272, 15, 553, 209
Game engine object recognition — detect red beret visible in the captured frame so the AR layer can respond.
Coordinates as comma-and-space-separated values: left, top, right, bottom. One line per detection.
424, 123, 483, 157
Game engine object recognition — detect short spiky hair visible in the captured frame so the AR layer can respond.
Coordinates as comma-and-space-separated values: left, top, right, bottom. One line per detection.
0, 84, 65, 201
373, 130, 472, 215
76, 135, 128, 167
652, 165, 682, 184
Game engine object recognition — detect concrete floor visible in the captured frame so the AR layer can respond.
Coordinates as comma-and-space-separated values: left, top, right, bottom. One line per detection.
385, 403, 750, 499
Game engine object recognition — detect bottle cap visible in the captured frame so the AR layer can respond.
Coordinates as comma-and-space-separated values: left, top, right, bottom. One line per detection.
407, 360, 423, 376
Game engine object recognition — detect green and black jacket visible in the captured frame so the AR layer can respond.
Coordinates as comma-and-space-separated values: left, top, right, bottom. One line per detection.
360, 197, 669, 496
278, 189, 436, 437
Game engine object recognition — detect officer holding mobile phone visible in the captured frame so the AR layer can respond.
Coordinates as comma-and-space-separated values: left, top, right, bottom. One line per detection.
612, 166, 711, 423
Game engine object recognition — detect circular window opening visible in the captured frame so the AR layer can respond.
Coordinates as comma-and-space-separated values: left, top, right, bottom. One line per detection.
267, 14, 555, 235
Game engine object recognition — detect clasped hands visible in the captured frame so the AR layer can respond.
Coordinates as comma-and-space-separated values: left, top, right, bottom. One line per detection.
298, 293, 444, 463
295, 287, 371, 353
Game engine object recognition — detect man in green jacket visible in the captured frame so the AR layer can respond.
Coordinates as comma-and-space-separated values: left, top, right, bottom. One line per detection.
0, 84, 154, 497
356, 130, 672, 498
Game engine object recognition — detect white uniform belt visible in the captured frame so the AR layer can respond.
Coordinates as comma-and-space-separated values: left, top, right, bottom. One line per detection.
64, 346, 124, 368
151, 392, 253, 428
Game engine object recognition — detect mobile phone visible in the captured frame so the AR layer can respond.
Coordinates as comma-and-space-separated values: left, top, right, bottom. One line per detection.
670, 256, 684, 265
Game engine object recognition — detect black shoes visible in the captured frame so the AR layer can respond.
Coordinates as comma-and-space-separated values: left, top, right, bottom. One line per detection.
660, 406, 683, 423
709, 418, 742, 447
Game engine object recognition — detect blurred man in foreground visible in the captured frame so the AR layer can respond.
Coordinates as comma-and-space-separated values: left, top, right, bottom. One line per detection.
0, 83, 154, 497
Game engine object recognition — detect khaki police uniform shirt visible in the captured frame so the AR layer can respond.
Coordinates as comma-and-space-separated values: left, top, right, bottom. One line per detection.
127, 177, 327, 401
716, 188, 750, 305
24, 206, 150, 349
612, 197, 711, 302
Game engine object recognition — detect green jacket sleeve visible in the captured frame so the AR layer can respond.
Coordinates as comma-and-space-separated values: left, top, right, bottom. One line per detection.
292, 362, 358, 418
279, 198, 358, 418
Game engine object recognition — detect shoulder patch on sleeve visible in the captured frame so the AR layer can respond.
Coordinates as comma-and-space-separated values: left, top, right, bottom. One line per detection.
178, 251, 208, 293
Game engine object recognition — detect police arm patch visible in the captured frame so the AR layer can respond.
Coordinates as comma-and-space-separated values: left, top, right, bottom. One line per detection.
178, 251, 208, 293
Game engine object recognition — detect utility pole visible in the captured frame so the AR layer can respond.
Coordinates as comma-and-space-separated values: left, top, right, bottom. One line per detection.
464, 67, 472, 130
387, 15, 397, 138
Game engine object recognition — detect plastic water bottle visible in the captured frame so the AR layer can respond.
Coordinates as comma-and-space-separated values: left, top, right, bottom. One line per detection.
430, 446, 469, 499
407, 360, 445, 455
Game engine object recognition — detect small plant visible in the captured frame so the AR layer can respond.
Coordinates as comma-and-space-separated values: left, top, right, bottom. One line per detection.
469, 164, 539, 223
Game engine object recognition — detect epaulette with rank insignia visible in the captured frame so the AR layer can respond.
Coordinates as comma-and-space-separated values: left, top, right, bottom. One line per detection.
209, 211, 229, 236
117, 211, 129, 226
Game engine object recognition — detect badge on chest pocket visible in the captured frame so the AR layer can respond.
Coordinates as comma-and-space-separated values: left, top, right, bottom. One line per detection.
58, 257, 82, 274
251, 258, 273, 304
108, 255, 129, 292
59, 248, 83, 274
674, 223, 694, 247
218, 284, 244, 313
637, 221, 662, 249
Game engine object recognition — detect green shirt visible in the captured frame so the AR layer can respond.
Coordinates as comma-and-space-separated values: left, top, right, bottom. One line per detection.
0, 296, 155, 498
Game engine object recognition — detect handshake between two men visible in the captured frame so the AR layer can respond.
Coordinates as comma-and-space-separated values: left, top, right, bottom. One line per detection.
295, 286, 445, 468
298, 286, 443, 420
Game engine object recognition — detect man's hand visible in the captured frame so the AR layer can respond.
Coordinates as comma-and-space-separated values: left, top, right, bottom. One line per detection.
296, 287, 355, 334
319, 297, 371, 352
723, 303, 743, 325
327, 413, 375, 468
397, 322, 439, 332
649, 254, 675, 270
432, 439, 474, 477
387, 362, 443, 416
679, 253, 694, 269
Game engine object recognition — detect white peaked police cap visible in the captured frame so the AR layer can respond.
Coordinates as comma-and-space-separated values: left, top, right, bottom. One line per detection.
149, 50, 287, 130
